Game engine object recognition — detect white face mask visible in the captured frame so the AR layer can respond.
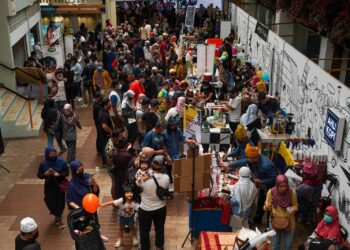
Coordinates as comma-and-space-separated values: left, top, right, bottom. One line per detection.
118, 84, 123, 89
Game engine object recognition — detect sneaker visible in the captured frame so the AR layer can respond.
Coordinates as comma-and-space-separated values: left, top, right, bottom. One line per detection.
81, 104, 88, 108
101, 235, 109, 242
132, 237, 139, 246
77, 97, 83, 102
114, 238, 122, 248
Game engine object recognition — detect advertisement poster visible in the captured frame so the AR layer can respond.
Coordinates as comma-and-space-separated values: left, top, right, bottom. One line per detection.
196, 44, 216, 78
183, 105, 202, 152
43, 45, 66, 101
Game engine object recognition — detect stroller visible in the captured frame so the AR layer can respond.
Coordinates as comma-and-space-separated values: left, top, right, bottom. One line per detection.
67, 208, 106, 250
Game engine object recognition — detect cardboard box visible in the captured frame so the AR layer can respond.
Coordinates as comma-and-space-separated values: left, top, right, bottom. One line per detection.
187, 147, 199, 158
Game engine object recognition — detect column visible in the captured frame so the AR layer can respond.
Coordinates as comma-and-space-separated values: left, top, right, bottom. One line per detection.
275, 10, 293, 44
318, 37, 334, 70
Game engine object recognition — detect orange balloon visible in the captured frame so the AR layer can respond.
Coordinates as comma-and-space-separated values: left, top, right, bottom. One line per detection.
82, 193, 99, 214
257, 70, 263, 78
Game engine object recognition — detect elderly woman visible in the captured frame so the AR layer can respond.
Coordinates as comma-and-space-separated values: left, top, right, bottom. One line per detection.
59, 103, 82, 164
121, 90, 138, 147
136, 155, 170, 250
37, 147, 69, 229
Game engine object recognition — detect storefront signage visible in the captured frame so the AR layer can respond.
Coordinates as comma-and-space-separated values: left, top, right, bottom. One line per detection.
255, 21, 269, 42
324, 108, 345, 151
41, 5, 106, 14
57, 5, 105, 13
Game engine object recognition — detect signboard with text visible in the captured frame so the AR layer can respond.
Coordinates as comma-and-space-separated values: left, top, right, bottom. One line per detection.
324, 108, 345, 151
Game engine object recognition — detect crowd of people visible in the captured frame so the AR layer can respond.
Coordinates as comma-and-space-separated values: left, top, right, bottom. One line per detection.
15, 5, 350, 250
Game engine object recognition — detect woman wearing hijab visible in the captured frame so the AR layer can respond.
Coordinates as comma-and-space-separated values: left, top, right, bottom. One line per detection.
121, 90, 138, 147
240, 103, 261, 131
264, 175, 298, 250
165, 96, 185, 121
230, 167, 257, 231
59, 103, 82, 164
301, 205, 345, 250
66, 160, 99, 209
66, 160, 109, 243
37, 148, 69, 229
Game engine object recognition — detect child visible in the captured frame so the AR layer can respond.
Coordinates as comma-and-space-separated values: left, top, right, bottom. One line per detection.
135, 157, 153, 184
100, 186, 139, 248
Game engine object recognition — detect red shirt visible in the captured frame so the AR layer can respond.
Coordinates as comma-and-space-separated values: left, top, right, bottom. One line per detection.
160, 40, 167, 59
129, 80, 145, 104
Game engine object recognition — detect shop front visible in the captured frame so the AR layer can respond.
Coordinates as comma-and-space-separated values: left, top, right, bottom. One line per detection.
41, 5, 106, 34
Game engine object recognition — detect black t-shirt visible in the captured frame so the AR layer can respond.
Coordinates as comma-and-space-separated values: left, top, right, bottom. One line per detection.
200, 84, 216, 102
98, 109, 113, 140
142, 111, 159, 133
15, 234, 41, 250
92, 101, 103, 129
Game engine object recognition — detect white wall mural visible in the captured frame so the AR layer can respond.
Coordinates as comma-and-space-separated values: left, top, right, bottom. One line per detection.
234, 5, 350, 233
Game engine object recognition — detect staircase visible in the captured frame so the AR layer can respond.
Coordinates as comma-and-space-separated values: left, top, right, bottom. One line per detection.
0, 88, 43, 138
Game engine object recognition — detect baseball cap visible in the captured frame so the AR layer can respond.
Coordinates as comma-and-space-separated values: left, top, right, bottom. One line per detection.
150, 99, 160, 107
141, 97, 150, 105
20, 217, 38, 233
151, 155, 165, 167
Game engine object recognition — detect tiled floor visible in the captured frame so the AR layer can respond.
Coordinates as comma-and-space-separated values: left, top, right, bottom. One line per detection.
0, 107, 311, 250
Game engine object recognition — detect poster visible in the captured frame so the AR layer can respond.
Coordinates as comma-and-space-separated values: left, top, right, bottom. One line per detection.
43, 45, 66, 101
183, 105, 202, 152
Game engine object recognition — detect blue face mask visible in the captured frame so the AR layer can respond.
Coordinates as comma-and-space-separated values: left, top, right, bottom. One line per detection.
324, 215, 332, 224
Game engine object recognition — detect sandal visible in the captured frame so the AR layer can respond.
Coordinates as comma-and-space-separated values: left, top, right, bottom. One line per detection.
55, 221, 66, 230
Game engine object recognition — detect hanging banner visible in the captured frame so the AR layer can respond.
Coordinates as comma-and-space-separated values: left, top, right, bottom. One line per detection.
255, 21, 269, 42
43, 45, 66, 101
185, 0, 197, 29
183, 105, 202, 152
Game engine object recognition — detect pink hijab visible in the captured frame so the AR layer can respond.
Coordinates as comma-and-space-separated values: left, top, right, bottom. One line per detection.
271, 175, 291, 208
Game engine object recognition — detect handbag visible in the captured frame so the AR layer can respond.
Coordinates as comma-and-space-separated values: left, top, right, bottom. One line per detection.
58, 178, 69, 193
152, 176, 172, 201
271, 217, 290, 230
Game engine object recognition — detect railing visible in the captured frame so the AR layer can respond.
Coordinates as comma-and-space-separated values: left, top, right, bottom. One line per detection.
0, 62, 45, 103
0, 82, 36, 130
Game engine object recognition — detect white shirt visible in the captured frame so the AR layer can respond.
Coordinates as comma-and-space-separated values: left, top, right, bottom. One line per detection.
165, 107, 178, 121
136, 173, 170, 211
113, 198, 139, 218
228, 95, 242, 123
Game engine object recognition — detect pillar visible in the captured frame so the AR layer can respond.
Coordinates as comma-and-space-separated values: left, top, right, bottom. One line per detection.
318, 37, 334, 70
275, 10, 293, 44
105, 0, 117, 27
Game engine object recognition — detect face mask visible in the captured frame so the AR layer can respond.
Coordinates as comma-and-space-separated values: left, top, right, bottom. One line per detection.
324, 215, 332, 223
76, 172, 84, 178
97, 67, 103, 71
118, 84, 123, 89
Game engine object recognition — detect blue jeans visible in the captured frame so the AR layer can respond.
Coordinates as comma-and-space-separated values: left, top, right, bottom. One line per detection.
272, 229, 294, 250
47, 133, 54, 148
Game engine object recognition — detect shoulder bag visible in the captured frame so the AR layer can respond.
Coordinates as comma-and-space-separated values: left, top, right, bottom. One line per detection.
152, 176, 172, 201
